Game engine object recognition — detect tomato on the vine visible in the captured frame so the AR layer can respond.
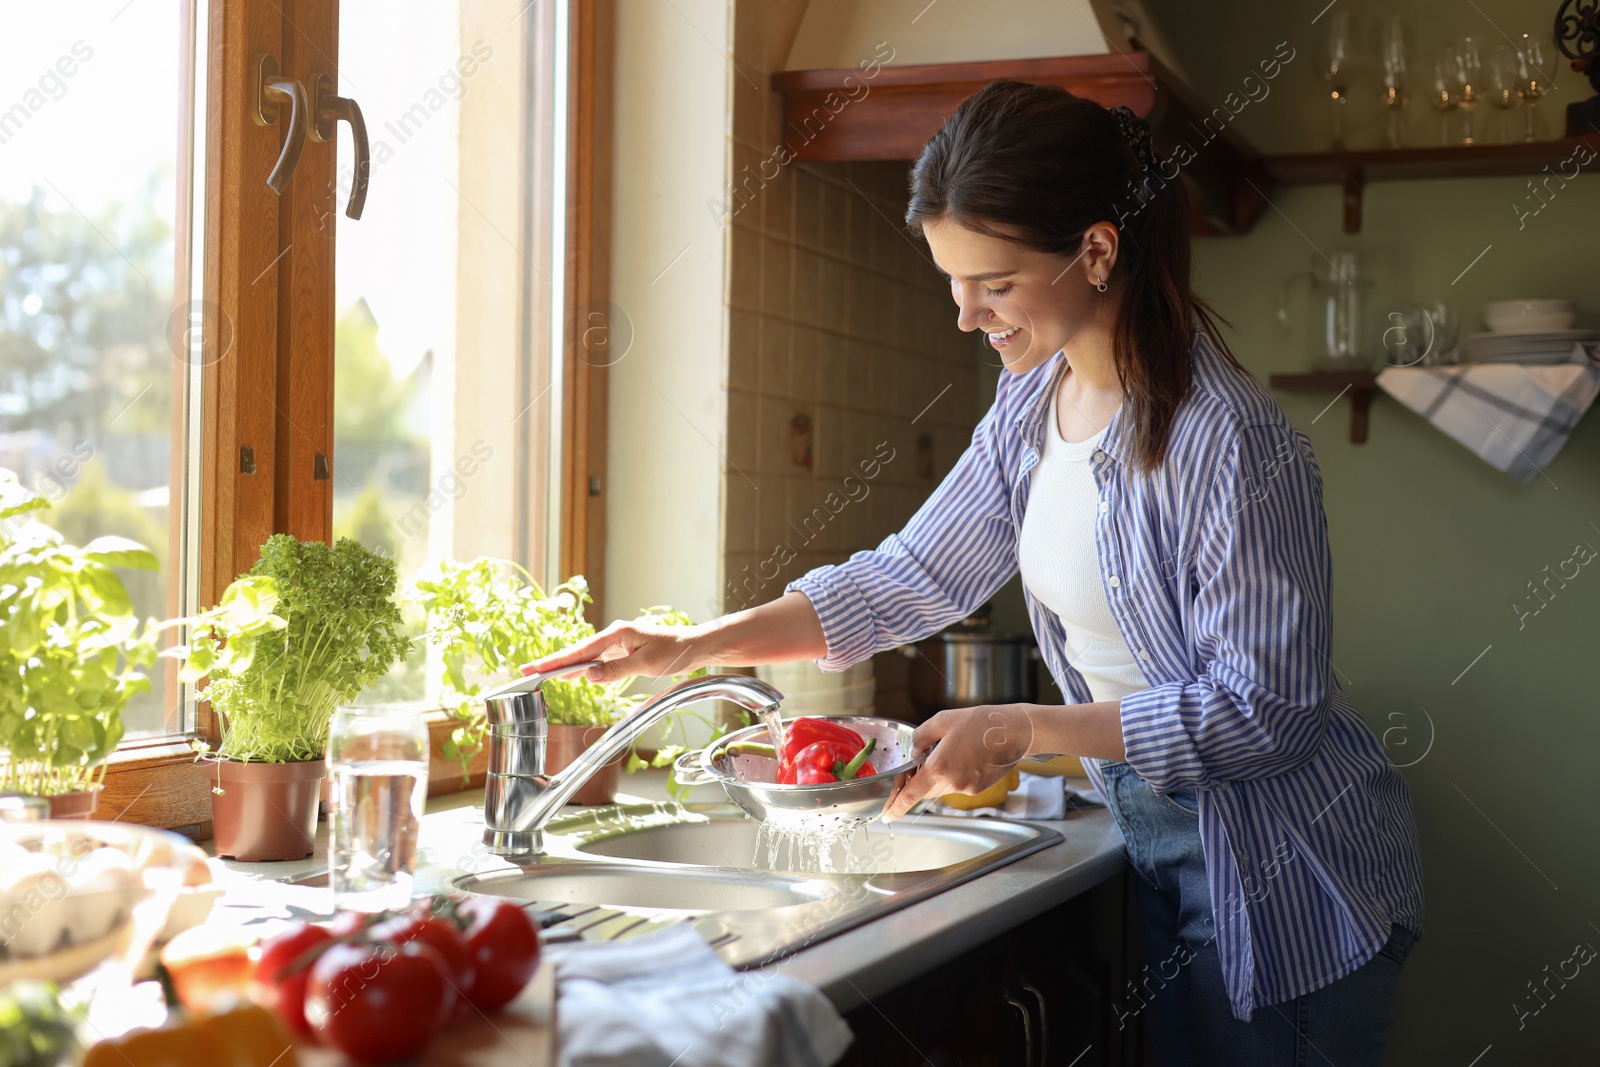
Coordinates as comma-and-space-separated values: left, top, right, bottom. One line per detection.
370, 907, 475, 1004
453, 898, 541, 1012
304, 940, 454, 1064
249, 922, 334, 1035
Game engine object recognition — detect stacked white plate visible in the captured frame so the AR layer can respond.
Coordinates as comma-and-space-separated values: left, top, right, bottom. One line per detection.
1463, 330, 1597, 365
755, 658, 875, 715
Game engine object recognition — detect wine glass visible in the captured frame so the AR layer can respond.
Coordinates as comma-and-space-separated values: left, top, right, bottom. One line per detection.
1429, 45, 1461, 145
1380, 17, 1408, 147
1421, 302, 1461, 366
1323, 11, 1353, 148
1516, 33, 1556, 142
1455, 37, 1483, 144
1486, 44, 1523, 142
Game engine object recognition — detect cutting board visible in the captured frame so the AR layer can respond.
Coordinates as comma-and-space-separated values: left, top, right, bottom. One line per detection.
297, 961, 556, 1067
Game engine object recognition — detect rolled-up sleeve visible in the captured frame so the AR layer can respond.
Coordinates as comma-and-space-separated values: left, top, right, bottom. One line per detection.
1120, 422, 1334, 791
786, 393, 1020, 672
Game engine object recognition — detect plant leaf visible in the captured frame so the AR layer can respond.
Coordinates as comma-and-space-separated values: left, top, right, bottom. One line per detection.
81, 535, 159, 571
0, 469, 49, 521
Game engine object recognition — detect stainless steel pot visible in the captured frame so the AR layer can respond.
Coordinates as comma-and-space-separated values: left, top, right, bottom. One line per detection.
942, 631, 1039, 704
908, 630, 1039, 717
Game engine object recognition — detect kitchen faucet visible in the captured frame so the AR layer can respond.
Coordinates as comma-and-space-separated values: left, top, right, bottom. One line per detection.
479, 662, 784, 856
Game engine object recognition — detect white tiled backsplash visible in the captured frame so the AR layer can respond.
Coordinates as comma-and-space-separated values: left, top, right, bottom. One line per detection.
722, 0, 983, 716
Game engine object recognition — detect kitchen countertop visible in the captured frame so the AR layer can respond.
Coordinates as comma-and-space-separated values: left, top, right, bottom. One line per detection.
201, 771, 1128, 1014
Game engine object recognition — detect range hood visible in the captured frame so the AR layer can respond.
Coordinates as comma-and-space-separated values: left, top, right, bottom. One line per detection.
770, 0, 1263, 234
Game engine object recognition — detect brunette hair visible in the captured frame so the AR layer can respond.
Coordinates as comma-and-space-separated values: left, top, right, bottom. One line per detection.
905, 79, 1243, 474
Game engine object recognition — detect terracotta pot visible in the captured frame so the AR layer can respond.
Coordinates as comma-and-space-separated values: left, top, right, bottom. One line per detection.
46, 789, 100, 819
546, 724, 623, 806
209, 759, 324, 861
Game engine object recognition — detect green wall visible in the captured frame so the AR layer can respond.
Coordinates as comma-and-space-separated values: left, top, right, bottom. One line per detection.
1197, 176, 1599, 1066
977, 1, 1600, 1058
1170, 2, 1599, 1060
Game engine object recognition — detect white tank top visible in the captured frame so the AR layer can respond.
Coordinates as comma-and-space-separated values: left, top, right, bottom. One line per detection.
1017, 389, 1147, 704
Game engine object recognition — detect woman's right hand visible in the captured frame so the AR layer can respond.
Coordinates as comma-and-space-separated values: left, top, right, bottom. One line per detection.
520, 619, 707, 684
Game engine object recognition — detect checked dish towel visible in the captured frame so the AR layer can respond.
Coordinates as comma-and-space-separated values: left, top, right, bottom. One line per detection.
1376, 344, 1600, 485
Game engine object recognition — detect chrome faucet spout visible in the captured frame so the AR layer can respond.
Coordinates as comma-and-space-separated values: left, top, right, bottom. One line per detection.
480, 670, 783, 856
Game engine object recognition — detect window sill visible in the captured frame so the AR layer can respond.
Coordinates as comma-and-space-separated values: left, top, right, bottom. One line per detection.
100, 710, 492, 831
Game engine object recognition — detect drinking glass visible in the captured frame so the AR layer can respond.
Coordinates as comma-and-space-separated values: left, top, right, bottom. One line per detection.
1516, 33, 1555, 142
1429, 45, 1461, 145
1323, 11, 1353, 148
1485, 44, 1523, 142
328, 703, 431, 911
1455, 37, 1483, 144
1380, 18, 1408, 147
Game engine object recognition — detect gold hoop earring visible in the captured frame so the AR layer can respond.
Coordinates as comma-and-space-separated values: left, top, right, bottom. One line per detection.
1095, 280, 1108, 293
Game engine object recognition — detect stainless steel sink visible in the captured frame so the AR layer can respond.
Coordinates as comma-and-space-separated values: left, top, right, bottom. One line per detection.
458, 861, 833, 911
452, 802, 1062, 967
574, 812, 1029, 874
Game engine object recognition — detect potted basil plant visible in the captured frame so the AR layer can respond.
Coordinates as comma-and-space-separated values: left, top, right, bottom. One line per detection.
164, 534, 409, 860
410, 562, 717, 805
0, 469, 159, 817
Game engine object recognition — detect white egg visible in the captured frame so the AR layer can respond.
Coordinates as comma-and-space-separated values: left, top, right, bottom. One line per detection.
66, 888, 129, 944
0, 840, 36, 879
63, 849, 140, 944
71, 848, 138, 894
0, 854, 73, 957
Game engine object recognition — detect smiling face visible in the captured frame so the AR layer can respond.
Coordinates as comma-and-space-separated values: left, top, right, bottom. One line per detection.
923, 216, 1118, 375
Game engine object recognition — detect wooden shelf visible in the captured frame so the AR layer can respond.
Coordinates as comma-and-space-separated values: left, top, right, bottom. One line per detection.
770, 51, 1267, 235
771, 50, 1597, 238
1268, 371, 1378, 444
1265, 136, 1600, 233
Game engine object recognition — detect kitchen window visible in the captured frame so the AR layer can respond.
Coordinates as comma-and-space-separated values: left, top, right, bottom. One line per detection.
330, 0, 567, 703
0, 2, 198, 741
0, 0, 608, 828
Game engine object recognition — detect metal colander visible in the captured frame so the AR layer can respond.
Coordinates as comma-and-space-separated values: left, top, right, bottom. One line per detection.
673, 715, 923, 827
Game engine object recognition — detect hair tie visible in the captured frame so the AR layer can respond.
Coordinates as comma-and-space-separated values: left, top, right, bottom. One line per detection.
1110, 105, 1156, 172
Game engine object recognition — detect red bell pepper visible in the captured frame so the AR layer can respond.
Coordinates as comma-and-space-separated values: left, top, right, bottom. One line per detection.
785, 738, 877, 784
780, 718, 866, 766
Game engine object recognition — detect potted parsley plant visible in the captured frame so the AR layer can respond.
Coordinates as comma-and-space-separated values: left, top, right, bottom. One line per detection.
0, 470, 159, 818
165, 534, 409, 860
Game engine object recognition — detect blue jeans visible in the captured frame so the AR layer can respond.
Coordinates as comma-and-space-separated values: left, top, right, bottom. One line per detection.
1096, 760, 1413, 1067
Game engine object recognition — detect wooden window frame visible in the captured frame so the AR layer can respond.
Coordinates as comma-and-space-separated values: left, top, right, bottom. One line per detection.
100, 0, 615, 830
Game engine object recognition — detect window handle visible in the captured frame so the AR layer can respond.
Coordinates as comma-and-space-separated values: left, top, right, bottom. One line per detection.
252, 54, 307, 194
308, 73, 370, 220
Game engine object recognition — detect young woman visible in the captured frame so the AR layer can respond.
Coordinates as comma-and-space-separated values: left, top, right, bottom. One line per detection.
529, 81, 1424, 1065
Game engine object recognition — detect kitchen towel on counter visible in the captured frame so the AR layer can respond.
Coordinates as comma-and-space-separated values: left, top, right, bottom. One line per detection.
924, 771, 1101, 819
1376, 344, 1600, 485
549, 923, 852, 1067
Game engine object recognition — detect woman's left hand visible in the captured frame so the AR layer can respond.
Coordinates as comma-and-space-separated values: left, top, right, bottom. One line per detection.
883, 705, 1033, 821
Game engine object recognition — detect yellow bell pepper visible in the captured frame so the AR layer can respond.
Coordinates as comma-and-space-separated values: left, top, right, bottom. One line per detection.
941, 768, 1021, 810
82, 1003, 297, 1067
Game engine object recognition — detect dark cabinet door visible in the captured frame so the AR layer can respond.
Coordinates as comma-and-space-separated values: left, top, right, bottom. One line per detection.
835, 871, 1133, 1067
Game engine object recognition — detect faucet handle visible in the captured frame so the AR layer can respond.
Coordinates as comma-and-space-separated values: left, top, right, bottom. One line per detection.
481, 659, 605, 700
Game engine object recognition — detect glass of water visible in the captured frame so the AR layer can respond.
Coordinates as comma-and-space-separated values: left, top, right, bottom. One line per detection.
327, 703, 431, 911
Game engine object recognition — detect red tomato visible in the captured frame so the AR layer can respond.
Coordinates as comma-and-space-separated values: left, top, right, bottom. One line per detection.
249, 922, 334, 1035
369, 909, 475, 1004
454, 898, 541, 1012
328, 910, 380, 938
304, 940, 454, 1064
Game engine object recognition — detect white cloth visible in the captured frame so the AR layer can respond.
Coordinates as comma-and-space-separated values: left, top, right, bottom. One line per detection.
550, 923, 853, 1067
1016, 389, 1146, 704
1376, 343, 1600, 485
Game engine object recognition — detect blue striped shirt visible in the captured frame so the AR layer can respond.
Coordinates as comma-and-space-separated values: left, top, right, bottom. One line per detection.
787, 332, 1425, 1020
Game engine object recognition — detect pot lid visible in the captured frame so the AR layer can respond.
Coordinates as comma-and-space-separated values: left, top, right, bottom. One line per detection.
940, 631, 1032, 644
